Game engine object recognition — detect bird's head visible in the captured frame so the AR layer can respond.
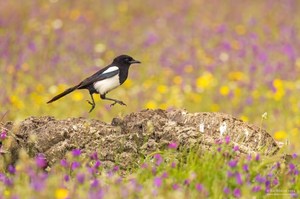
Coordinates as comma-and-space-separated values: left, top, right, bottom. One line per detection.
112, 55, 141, 66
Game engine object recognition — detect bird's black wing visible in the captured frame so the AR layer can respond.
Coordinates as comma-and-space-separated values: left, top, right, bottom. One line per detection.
77, 67, 119, 89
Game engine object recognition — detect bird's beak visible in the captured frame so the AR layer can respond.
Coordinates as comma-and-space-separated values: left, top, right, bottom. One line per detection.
129, 60, 141, 64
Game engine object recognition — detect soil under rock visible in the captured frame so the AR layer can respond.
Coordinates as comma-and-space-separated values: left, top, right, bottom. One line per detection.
0, 109, 280, 170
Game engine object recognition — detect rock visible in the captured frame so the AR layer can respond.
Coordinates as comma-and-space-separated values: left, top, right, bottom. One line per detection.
0, 109, 280, 169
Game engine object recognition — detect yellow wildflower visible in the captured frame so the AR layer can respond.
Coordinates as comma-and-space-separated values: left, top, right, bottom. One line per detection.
219, 85, 230, 96
274, 131, 288, 140
71, 92, 84, 101
55, 188, 69, 199
196, 72, 214, 90
173, 76, 182, 85
157, 85, 168, 94
145, 101, 157, 109
235, 25, 247, 35
10, 95, 24, 109
228, 71, 245, 81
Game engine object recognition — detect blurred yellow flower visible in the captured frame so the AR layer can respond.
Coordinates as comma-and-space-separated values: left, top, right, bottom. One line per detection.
196, 72, 214, 90
145, 101, 157, 109
231, 40, 241, 50
235, 25, 247, 35
240, 115, 249, 122
71, 92, 84, 101
228, 71, 245, 81
295, 58, 300, 69
210, 103, 220, 112
219, 85, 230, 96
4, 190, 10, 197
55, 188, 69, 199
30, 93, 44, 105
69, 9, 81, 21
157, 85, 168, 94
184, 65, 194, 73
35, 84, 45, 93
274, 130, 288, 140
173, 76, 182, 85
123, 78, 133, 88
10, 95, 24, 109
273, 79, 285, 101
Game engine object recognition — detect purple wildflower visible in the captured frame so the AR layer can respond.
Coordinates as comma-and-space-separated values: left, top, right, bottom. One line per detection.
236, 172, 243, 185
64, 174, 70, 182
242, 164, 249, 172
168, 142, 178, 149
294, 169, 299, 175
35, 154, 47, 169
255, 174, 266, 183
60, 159, 68, 167
91, 179, 99, 188
171, 162, 176, 168
233, 145, 239, 152
195, 183, 203, 192
0, 130, 7, 140
247, 154, 252, 161
255, 154, 260, 161
223, 187, 230, 194
72, 149, 81, 157
252, 185, 261, 192
172, 183, 179, 190
161, 172, 168, 179
8, 165, 16, 174
76, 173, 85, 184
71, 161, 81, 170
113, 166, 119, 172
225, 136, 230, 144
227, 171, 234, 178
228, 159, 238, 168
184, 179, 191, 185
273, 177, 278, 185
94, 160, 101, 169
90, 152, 98, 160
4, 177, 13, 186
289, 163, 296, 171
233, 188, 241, 198
217, 147, 222, 152
292, 153, 297, 159
154, 154, 163, 166
154, 177, 162, 187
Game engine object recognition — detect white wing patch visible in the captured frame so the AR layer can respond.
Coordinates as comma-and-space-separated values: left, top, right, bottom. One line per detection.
102, 66, 119, 74
94, 75, 120, 95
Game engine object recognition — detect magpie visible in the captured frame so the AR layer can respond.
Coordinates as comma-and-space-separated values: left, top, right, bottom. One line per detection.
47, 55, 141, 112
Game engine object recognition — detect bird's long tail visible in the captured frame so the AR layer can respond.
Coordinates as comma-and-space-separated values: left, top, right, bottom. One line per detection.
47, 85, 78, 103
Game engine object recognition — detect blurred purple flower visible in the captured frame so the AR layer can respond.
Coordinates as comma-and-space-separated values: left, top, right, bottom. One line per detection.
195, 183, 203, 192
154, 177, 162, 187
227, 171, 234, 178
154, 154, 163, 166
236, 172, 243, 185
265, 180, 271, 189
77, 173, 85, 184
71, 161, 81, 170
152, 167, 157, 175
72, 149, 81, 157
225, 136, 230, 144
4, 177, 13, 186
184, 179, 191, 185
94, 160, 101, 169
289, 163, 296, 171
172, 183, 180, 190
217, 147, 222, 152
255, 154, 260, 161
113, 166, 119, 172
292, 153, 298, 159
91, 179, 99, 188
255, 174, 266, 183
168, 142, 178, 149
171, 162, 176, 168
8, 165, 16, 174
90, 152, 98, 160
294, 169, 299, 175
242, 164, 249, 172
64, 174, 70, 182
141, 163, 148, 169
36, 154, 47, 169
252, 185, 261, 192
0, 130, 7, 140
228, 160, 238, 168
233, 188, 241, 198
273, 177, 278, 185
161, 172, 168, 179
223, 187, 230, 194
247, 154, 252, 161
0, 173, 5, 182
233, 145, 239, 152
60, 159, 68, 167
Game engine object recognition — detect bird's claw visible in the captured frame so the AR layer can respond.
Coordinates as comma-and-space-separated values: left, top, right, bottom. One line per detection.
86, 100, 93, 105
87, 100, 95, 113
110, 100, 127, 107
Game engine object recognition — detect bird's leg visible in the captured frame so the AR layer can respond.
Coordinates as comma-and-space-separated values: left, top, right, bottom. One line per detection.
100, 94, 127, 107
87, 93, 96, 112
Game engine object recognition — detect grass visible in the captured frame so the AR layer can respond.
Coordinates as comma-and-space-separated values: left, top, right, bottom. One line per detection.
0, 139, 299, 198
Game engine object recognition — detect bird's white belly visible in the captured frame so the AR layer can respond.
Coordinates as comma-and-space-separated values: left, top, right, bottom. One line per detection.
93, 75, 120, 95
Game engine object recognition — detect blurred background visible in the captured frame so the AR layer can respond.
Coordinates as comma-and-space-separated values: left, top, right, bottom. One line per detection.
0, 0, 299, 152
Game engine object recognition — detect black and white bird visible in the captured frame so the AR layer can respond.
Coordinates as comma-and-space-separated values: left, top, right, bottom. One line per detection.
47, 55, 141, 112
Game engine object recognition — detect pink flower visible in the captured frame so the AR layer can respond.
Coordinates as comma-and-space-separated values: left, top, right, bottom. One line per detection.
168, 142, 178, 149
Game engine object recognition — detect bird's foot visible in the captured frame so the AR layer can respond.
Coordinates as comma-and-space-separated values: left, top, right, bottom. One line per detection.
110, 100, 127, 107
87, 100, 96, 113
